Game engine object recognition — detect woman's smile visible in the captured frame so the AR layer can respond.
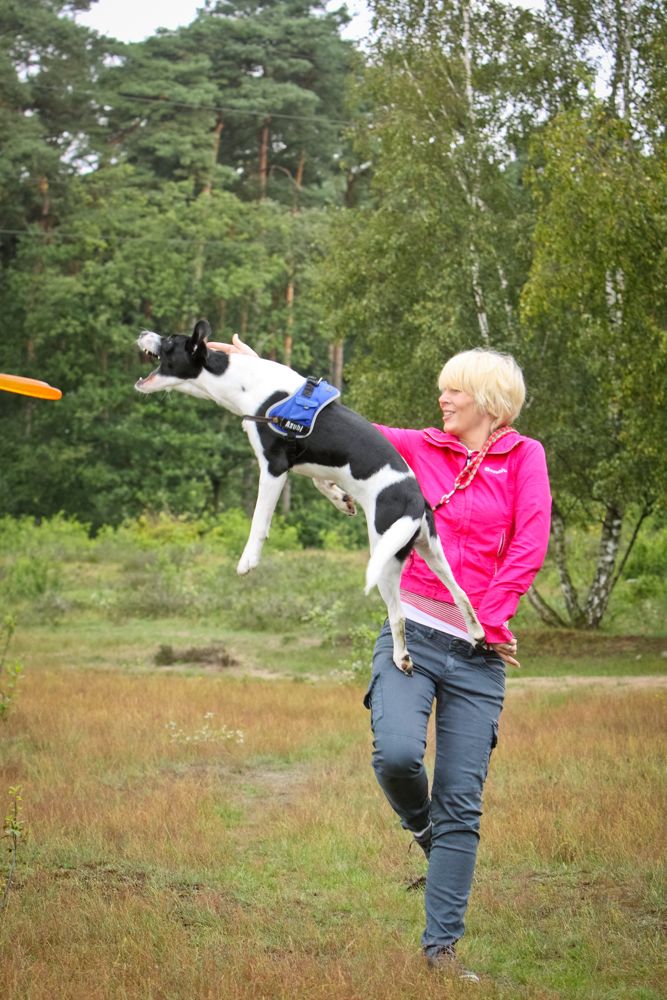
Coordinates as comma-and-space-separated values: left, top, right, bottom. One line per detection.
439, 388, 493, 450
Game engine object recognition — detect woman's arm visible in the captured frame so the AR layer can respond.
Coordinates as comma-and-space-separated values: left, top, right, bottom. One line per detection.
207, 334, 258, 356
373, 424, 424, 467
476, 439, 552, 646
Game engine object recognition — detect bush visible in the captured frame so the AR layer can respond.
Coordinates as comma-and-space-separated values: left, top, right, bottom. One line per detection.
97, 512, 202, 551
0, 514, 91, 561
108, 551, 202, 619
0, 617, 23, 720
96, 509, 302, 558
203, 508, 301, 556
622, 522, 667, 580
0, 556, 63, 603
282, 476, 367, 549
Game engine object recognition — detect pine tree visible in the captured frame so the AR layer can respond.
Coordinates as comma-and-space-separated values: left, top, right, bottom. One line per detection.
0, 0, 106, 236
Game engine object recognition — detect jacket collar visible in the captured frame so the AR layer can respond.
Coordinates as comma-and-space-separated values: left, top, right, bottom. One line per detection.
421, 427, 525, 455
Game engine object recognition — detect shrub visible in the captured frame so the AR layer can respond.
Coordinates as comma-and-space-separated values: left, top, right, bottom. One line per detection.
0, 514, 90, 561
97, 512, 202, 550
0, 618, 22, 721
0, 556, 62, 603
107, 552, 202, 620
203, 508, 301, 556
622, 522, 667, 580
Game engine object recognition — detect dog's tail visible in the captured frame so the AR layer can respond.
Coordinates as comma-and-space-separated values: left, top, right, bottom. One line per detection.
365, 517, 419, 595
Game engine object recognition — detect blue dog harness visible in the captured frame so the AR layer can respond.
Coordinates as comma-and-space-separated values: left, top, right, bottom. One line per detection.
245, 377, 340, 439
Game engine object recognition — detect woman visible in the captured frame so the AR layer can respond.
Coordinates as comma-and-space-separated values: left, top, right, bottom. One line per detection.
210, 337, 551, 981
367, 347, 551, 981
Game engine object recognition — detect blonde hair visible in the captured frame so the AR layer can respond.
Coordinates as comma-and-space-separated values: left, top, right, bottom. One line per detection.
438, 348, 526, 430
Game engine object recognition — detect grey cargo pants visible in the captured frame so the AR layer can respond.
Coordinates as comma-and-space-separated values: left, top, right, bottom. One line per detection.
364, 619, 505, 954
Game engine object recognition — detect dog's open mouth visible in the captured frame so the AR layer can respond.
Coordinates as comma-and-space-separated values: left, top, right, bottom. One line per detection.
136, 358, 157, 387
135, 332, 162, 389
136, 350, 159, 388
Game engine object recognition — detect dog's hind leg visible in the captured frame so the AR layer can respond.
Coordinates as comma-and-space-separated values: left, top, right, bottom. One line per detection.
414, 513, 486, 645
311, 478, 356, 516
237, 471, 288, 576
374, 556, 413, 675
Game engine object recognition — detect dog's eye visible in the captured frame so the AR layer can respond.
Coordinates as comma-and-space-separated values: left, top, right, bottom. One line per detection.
163, 341, 174, 355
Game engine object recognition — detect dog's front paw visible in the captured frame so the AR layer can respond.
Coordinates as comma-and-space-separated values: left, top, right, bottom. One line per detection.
328, 483, 357, 516
237, 552, 259, 576
394, 652, 413, 676
341, 493, 357, 516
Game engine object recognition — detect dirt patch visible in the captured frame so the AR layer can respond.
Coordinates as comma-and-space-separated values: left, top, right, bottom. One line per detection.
248, 761, 312, 799
154, 643, 239, 669
157, 757, 312, 810
52, 862, 150, 895
516, 869, 664, 927
508, 674, 667, 691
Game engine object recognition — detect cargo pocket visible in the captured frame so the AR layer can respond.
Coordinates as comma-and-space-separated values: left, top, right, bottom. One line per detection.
363, 673, 384, 728
482, 719, 499, 781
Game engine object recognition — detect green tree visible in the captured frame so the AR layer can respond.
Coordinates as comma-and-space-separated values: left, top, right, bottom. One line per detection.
0, 164, 339, 525
192, 0, 354, 204
316, 0, 666, 628
96, 33, 225, 189
516, 0, 667, 628
521, 104, 666, 628
317, 0, 583, 424
96, 0, 355, 204
0, 0, 357, 525
0, 0, 105, 237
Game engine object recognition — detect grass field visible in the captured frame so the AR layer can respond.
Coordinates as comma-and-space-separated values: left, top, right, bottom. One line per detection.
1, 521, 666, 998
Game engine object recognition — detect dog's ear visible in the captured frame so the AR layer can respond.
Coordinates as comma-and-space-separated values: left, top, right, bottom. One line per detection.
186, 319, 210, 360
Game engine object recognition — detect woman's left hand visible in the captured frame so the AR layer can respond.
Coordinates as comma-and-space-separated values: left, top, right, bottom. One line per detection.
489, 641, 520, 669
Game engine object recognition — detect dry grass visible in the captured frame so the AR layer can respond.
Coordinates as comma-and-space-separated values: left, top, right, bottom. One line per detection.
1, 666, 665, 999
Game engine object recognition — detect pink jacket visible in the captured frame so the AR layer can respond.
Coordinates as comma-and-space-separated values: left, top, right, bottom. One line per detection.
375, 425, 552, 644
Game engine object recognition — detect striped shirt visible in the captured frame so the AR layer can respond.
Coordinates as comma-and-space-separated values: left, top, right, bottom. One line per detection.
400, 588, 473, 642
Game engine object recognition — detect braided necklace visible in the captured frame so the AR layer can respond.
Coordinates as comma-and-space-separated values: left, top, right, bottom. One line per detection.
431, 425, 516, 511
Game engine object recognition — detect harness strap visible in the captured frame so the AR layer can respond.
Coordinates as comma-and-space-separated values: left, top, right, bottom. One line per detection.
241, 378, 323, 426
242, 376, 339, 439
301, 376, 319, 398
242, 413, 280, 426
431, 425, 516, 511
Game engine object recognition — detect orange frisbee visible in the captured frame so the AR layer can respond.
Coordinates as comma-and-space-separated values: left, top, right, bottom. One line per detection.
0, 373, 62, 400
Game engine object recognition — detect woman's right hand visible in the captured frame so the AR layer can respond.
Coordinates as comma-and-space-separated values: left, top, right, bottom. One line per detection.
207, 333, 258, 357
489, 641, 520, 669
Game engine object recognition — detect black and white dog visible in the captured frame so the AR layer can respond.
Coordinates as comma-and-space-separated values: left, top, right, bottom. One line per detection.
135, 320, 484, 673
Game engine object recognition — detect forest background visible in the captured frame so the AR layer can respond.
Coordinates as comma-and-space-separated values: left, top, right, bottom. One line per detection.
0, 0, 665, 633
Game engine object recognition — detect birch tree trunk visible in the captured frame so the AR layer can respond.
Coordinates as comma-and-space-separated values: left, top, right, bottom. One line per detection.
584, 501, 624, 628
551, 506, 585, 626
527, 501, 626, 632
462, 0, 491, 345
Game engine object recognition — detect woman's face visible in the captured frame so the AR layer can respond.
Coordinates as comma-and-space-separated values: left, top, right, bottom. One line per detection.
439, 385, 490, 444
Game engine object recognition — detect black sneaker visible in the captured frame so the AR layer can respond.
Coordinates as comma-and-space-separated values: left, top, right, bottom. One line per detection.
425, 944, 480, 984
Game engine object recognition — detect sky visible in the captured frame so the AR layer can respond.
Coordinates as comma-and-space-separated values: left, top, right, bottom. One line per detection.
76, 1, 612, 98
76, 0, 373, 43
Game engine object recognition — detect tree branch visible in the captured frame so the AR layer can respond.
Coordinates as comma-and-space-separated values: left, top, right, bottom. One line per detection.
610, 503, 652, 594
551, 504, 585, 625
526, 584, 568, 628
